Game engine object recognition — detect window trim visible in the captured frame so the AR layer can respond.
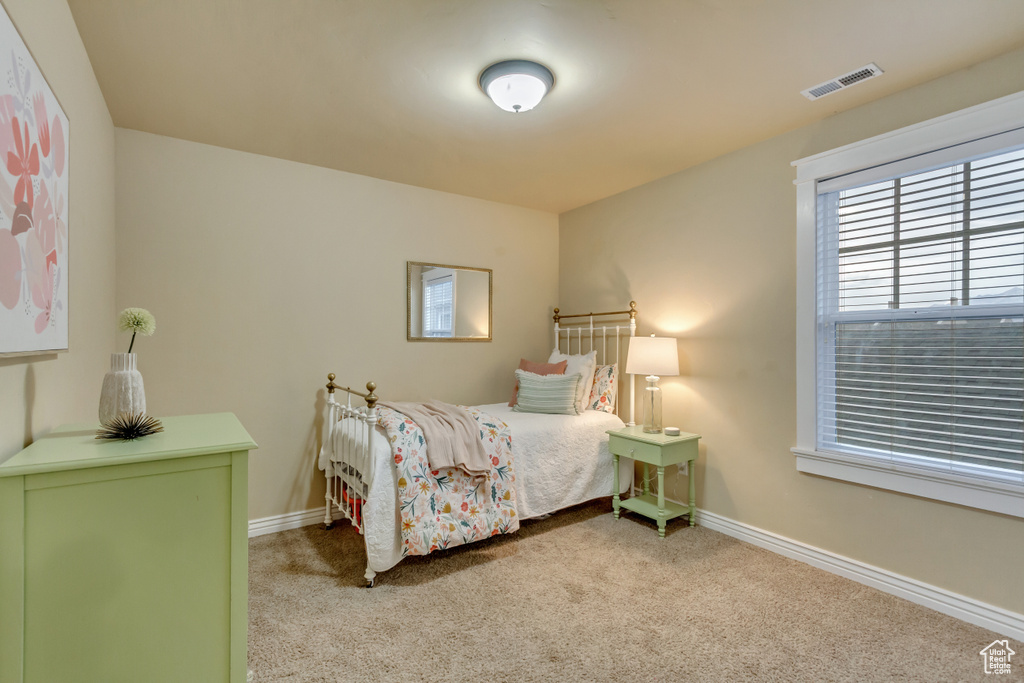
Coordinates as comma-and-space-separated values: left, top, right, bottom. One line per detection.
792, 90, 1024, 518
791, 446, 1024, 517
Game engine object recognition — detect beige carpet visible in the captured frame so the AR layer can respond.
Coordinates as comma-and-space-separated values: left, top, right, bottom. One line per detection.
248, 500, 1016, 682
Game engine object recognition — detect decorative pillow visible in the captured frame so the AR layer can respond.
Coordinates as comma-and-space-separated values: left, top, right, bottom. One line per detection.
513, 370, 581, 415
588, 363, 618, 413
509, 358, 568, 406
548, 348, 597, 413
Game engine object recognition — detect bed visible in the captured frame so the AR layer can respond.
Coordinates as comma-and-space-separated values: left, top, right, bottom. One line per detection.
318, 302, 638, 585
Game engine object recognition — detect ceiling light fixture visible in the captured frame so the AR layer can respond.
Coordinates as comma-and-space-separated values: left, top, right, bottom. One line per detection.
479, 60, 554, 113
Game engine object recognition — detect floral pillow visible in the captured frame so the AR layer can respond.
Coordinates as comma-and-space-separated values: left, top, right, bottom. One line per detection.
588, 363, 617, 413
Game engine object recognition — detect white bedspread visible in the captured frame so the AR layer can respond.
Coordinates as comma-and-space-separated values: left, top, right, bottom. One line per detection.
481, 403, 630, 519
327, 404, 633, 574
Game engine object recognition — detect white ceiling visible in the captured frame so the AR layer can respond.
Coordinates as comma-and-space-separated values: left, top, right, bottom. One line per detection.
67, 0, 1024, 213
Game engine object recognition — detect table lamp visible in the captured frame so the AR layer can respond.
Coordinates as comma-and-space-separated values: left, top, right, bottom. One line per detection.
625, 334, 679, 433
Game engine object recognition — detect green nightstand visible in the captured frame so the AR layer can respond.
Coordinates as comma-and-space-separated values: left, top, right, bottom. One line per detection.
607, 426, 701, 537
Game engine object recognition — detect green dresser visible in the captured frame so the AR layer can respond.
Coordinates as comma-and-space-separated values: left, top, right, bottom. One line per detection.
0, 413, 256, 683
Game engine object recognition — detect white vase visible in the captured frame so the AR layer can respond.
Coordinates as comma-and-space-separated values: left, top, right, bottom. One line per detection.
99, 352, 147, 423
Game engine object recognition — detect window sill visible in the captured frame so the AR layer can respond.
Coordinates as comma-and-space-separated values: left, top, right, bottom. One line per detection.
792, 447, 1024, 519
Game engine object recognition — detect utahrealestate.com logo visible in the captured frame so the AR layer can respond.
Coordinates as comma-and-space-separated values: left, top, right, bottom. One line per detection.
980, 640, 1015, 675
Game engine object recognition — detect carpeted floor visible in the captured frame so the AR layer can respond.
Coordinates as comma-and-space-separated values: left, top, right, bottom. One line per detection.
248, 500, 1016, 682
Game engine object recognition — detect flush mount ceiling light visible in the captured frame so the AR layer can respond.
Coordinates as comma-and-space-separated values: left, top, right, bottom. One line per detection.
479, 60, 554, 113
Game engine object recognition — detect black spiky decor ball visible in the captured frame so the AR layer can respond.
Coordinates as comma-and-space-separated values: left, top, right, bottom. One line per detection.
96, 412, 164, 441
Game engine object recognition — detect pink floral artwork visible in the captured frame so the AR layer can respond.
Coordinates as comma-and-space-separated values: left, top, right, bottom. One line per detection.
7, 118, 39, 210
0, 4, 69, 354
0, 229, 18, 310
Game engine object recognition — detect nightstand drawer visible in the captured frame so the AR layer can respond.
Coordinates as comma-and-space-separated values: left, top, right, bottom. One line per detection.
608, 433, 663, 463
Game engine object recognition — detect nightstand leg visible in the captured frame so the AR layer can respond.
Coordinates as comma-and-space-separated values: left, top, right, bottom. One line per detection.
657, 466, 666, 538
612, 453, 620, 519
689, 458, 696, 527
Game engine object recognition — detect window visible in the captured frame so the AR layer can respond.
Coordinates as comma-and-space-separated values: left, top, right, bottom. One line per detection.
820, 148, 1024, 475
793, 92, 1024, 517
422, 270, 454, 338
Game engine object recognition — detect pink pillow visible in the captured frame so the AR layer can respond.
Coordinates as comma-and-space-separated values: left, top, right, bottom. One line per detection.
509, 358, 568, 406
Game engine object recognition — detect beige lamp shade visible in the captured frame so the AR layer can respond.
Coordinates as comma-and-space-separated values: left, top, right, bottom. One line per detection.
625, 335, 679, 377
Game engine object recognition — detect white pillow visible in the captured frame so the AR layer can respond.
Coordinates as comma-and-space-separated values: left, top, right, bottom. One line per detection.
547, 348, 597, 413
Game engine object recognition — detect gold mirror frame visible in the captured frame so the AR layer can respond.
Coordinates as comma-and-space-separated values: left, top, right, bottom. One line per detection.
407, 261, 493, 342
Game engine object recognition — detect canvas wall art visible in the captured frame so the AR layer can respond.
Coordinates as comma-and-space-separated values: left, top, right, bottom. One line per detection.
0, 3, 69, 355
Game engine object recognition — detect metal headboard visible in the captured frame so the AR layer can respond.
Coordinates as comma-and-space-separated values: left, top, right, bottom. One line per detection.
552, 301, 637, 425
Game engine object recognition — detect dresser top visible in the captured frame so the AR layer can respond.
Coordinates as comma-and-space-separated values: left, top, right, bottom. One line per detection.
0, 413, 258, 478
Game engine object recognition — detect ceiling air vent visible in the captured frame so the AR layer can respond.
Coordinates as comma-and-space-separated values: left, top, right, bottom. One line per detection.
801, 63, 884, 101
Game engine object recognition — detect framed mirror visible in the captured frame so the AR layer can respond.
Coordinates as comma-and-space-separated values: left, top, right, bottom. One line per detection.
407, 261, 492, 342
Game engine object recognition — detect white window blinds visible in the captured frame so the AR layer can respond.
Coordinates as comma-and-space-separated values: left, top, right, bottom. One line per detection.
422, 274, 453, 338
816, 138, 1024, 482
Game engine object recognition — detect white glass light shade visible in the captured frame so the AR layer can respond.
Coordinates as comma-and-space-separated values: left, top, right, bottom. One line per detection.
480, 60, 554, 113
625, 335, 679, 377
486, 74, 547, 112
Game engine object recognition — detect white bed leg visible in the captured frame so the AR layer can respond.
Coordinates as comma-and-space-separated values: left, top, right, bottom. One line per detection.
365, 567, 377, 588
324, 476, 334, 529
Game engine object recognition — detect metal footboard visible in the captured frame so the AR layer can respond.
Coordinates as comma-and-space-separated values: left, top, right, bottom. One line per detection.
324, 374, 380, 586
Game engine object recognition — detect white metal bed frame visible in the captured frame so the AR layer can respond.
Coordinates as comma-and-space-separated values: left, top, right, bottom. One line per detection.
551, 300, 638, 425
321, 301, 637, 585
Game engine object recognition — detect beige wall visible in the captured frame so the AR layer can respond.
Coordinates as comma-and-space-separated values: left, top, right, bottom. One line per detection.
114, 129, 558, 520
559, 48, 1024, 614
0, 0, 115, 461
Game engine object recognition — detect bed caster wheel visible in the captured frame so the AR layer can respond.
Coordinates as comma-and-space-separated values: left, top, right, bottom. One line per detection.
366, 578, 375, 588
324, 522, 333, 531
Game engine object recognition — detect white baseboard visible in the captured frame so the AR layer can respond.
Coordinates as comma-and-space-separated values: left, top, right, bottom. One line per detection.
693, 507, 1024, 641
626, 486, 1022, 639
248, 507, 344, 538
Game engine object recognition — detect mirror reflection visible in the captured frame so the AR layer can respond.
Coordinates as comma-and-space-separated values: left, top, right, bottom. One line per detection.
407, 262, 492, 341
